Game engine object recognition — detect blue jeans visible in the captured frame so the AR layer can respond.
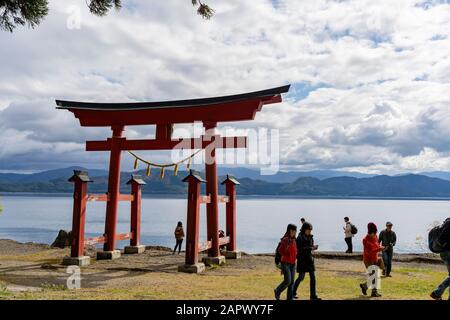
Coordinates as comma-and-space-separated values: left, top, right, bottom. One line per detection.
433, 251, 450, 300
275, 263, 296, 300
382, 249, 393, 275
293, 271, 317, 298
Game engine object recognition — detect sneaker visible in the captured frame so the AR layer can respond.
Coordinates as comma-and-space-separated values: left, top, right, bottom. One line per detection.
430, 292, 442, 300
382, 270, 386, 276
293, 295, 298, 299
360, 283, 367, 296
310, 296, 322, 300
371, 290, 382, 298
386, 274, 392, 278
274, 289, 280, 300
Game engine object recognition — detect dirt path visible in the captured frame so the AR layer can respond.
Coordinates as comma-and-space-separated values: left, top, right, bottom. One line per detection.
0, 240, 448, 300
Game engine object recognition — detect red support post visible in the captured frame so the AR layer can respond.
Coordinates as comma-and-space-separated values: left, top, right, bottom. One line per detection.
221, 175, 240, 258
203, 122, 221, 260
178, 170, 206, 273
130, 183, 141, 246
70, 175, 88, 257
185, 176, 201, 265
124, 175, 146, 254
63, 170, 92, 266
225, 182, 237, 251
102, 125, 124, 257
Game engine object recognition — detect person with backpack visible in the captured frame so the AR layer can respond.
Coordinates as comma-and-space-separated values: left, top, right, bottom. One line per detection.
274, 224, 298, 300
359, 222, 385, 298
293, 222, 321, 300
343, 217, 356, 253
173, 221, 185, 254
378, 221, 397, 277
430, 217, 450, 300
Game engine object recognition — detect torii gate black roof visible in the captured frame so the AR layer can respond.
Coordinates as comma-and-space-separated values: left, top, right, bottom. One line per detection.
56, 85, 290, 111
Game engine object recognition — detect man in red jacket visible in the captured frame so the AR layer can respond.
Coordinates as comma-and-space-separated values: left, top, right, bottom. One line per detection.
274, 224, 298, 300
359, 222, 385, 298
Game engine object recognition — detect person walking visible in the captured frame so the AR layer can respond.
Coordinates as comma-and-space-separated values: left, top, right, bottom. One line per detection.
293, 222, 321, 300
359, 222, 385, 298
378, 222, 397, 277
344, 217, 354, 253
274, 224, 298, 300
173, 221, 185, 254
430, 217, 450, 300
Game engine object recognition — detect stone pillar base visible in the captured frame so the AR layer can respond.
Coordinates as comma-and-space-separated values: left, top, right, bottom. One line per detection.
62, 256, 90, 267
96, 250, 121, 260
221, 250, 242, 259
202, 255, 226, 266
178, 263, 206, 274
124, 245, 146, 254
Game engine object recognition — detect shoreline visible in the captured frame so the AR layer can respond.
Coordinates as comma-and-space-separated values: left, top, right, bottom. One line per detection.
0, 238, 437, 258
0, 239, 442, 264
3, 192, 450, 201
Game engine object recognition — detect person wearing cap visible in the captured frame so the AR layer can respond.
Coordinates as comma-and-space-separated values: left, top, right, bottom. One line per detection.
359, 222, 385, 297
379, 222, 397, 277
293, 222, 321, 300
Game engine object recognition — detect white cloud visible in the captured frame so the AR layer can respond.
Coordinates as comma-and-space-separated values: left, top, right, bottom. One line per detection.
0, 0, 449, 173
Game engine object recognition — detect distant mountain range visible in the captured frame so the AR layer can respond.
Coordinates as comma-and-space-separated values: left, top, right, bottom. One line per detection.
3, 166, 450, 198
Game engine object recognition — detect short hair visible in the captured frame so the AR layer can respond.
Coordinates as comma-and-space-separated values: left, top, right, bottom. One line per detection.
344, 217, 349, 221
300, 218, 305, 222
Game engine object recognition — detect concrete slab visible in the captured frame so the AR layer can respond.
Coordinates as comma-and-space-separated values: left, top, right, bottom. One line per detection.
202, 255, 226, 266
178, 263, 206, 273
96, 250, 121, 260
221, 250, 242, 259
124, 245, 146, 254
62, 256, 90, 267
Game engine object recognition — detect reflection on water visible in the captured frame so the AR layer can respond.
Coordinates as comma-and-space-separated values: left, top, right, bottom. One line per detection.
0, 195, 448, 253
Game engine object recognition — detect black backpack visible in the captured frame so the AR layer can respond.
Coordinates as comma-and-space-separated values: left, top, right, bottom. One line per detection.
429, 219, 450, 253
351, 224, 358, 235
275, 241, 282, 265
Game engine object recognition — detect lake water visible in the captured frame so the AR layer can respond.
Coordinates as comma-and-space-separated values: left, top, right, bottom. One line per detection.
0, 194, 449, 254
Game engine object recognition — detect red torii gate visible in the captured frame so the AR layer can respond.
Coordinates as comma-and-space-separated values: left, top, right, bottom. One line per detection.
56, 85, 289, 268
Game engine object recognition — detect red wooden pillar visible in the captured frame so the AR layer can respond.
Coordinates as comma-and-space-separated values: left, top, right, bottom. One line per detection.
221, 175, 240, 253
178, 170, 206, 273
63, 170, 92, 266
101, 125, 124, 258
124, 175, 146, 254
68, 170, 91, 257
203, 121, 221, 259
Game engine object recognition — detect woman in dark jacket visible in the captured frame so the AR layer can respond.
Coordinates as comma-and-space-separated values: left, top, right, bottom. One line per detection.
293, 222, 321, 300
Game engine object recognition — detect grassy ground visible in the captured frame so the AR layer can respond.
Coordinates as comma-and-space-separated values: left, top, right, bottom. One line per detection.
0, 243, 448, 300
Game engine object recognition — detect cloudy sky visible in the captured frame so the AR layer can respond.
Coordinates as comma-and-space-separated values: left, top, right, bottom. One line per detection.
0, 0, 449, 174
